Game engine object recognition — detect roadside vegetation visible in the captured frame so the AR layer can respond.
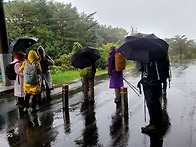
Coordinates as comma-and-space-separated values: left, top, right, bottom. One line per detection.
51, 62, 135, 84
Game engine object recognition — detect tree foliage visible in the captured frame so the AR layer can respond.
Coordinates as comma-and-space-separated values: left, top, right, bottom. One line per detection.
5, 0, 196, 72
166, 35, 196, 60
96, 42, 120, 69
4, 0, 128, 60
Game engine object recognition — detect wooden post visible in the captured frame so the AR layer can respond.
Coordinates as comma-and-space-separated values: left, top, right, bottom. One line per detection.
120, 87, 128, 118
62, 84, 69, 115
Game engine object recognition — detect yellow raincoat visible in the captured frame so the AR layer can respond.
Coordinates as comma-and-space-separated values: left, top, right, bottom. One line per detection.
19, 50, 42, 95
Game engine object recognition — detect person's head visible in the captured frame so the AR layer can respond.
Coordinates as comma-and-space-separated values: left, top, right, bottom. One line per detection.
28, 50, 39, 62
37, 46, 44, 57
15, 52, 25, 61
109, 46, 116, 52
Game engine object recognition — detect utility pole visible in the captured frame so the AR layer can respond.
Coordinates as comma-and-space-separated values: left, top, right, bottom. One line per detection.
0, 0, 12, 86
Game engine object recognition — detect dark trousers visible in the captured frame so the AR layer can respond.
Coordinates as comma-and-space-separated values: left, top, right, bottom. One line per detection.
24, 94, 38, 109
37, 86, 50, 101
143, 84, 162, 126
162, 80, 167, 93
18, 97, 24, 105
83, 78, 94, 100
37, 77, 51, 102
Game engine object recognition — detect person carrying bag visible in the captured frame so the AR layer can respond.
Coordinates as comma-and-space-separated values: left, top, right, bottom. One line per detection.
19, 50, 42, 113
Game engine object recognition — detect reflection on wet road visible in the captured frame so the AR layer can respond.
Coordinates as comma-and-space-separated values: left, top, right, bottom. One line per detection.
0, 60, 196, 146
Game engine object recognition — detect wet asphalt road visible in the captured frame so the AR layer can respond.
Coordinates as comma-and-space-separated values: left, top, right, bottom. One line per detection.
0, 60, 196, 147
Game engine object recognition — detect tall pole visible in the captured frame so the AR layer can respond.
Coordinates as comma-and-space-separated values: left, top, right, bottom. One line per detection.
0, 0, 9, 54
0, 0, 12, 86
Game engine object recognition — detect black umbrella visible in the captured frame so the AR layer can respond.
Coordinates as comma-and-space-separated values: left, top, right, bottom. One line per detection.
71, 47, 100, 69
118, 33, 169, 63
9, 36, 38, 53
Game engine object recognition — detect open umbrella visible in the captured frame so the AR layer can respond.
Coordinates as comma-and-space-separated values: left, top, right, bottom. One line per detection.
71, 47, 100, 69
9, 36, 38, 53
118, 33, 169, 63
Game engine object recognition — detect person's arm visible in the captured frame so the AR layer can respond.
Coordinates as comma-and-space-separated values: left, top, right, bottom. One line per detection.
45, 55, 54, 65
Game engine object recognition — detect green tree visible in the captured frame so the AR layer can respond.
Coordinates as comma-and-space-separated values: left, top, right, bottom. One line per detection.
96, 42, 120, 69
167, 35, 194, 60
97, 25, 128, 45
4, 0, 128, 61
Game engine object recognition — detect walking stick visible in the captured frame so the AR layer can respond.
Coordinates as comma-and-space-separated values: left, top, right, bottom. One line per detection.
144, 98, 147, 122
123, 78, 140, 97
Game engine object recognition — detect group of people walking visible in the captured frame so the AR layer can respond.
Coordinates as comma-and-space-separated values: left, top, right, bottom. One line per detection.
12, 46, 54, 113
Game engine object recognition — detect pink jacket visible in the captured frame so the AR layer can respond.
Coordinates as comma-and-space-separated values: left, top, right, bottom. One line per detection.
11, 59, 25, 97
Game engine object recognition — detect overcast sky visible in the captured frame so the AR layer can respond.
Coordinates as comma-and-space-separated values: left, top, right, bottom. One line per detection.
54, 0, 196, 40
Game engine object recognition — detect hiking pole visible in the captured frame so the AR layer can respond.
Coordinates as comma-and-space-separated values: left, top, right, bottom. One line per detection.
123, 78, 140, 97
144, 98, 147, 122
125, 81, 140, 97
169, 65, 172, 88
123, 78, 138, 93
123, 78, 139, 92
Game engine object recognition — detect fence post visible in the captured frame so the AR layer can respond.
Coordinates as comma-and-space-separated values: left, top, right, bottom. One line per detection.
120, 87, 128, 118
62, 84, 69, 116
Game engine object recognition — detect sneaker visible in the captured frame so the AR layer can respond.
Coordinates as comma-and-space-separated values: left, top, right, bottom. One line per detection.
141, 124, 157, 134
31, 107, 39, 113
23, 107, 28, 113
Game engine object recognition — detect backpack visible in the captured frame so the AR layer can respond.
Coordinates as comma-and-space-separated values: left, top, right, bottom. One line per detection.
23, 60, 39, 84
141, 57, 170, 84
115, 53, 126, 71
79, 66, 93, 79
5, 62, 19, 80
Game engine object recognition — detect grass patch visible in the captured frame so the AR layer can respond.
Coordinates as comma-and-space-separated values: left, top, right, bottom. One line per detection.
51, 70, 80, 84
51, 62, 135, 84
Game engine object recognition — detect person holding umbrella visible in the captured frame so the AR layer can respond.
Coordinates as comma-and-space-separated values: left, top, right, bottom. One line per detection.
71, 47, 100, 104
118, 33, 170, 134
108, 46, 124, 104
137, 61, 163, 133
80, 63, 96, 104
